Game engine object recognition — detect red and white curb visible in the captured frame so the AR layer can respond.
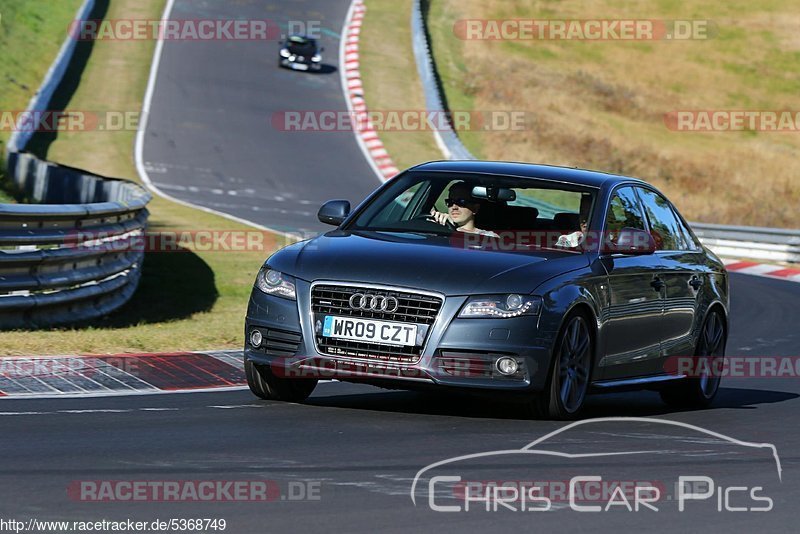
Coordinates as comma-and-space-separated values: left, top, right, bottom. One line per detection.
723, 258, 800, 283
341, 0, 399, 181
0, 351, 246, 399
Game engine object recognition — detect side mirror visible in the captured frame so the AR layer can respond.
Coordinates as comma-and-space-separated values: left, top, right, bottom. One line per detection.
601, 228, 656, 255
318, 199, 350, 226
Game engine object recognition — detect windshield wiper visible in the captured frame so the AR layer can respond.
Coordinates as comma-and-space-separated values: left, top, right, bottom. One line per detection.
353, 227, 451, 237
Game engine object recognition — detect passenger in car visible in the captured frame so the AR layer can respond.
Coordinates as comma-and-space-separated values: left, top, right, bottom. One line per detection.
429, 181, 499, 237
552, 211, 589, 248
556, 217, 588, 247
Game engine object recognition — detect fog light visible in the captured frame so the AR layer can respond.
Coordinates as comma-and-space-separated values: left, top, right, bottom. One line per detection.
496, 356, 519, 376
250, 329, 263, 347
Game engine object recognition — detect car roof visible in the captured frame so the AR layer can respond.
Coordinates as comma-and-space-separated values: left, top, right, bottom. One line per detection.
409, 160, 647, 189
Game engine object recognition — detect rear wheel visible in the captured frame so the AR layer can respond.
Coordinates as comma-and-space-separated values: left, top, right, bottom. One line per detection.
660, 309, 726, 409
245, 359, 317, 402
532, 312, 593, 419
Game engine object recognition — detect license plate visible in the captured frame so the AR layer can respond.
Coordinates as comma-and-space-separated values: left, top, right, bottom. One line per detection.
290, 63, 309, 70
322, 316, 417, 347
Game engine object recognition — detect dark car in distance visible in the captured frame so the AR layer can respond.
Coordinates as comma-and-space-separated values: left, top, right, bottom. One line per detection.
278, 34, 323, 71
244, 161, 729, 419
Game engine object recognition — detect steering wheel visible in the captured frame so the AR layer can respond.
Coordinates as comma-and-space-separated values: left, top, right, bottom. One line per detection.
412, 213, 457, 232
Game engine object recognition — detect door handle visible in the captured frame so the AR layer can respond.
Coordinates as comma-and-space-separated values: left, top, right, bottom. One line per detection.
650, 277, 665, 292
689, 276, 703, 290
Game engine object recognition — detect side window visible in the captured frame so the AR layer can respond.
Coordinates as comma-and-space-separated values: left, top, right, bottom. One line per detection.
605, 186, 646, 243
636, 188, 687, 251
670, 206, 700, 251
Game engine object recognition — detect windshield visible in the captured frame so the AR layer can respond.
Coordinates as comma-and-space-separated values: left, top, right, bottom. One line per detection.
348, 172, 597, 251
286, 36, 317, 54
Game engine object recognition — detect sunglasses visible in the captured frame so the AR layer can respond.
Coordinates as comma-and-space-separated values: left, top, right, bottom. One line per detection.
445, 198, 472, 208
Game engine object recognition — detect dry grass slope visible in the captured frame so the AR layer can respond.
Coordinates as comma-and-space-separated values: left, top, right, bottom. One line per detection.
427, 0, 800, 227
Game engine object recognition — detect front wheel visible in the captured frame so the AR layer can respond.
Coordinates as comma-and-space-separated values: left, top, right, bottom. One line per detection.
531, 312, 594, 419
245, 359, 317, 402
660, 310, 726, 409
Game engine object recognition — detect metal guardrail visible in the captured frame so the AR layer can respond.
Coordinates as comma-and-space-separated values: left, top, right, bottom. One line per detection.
410, 0, 473, 161
410, 0, 798, 263
690, 223, 800, 263
1, 0, 152, 328
0, 153, 150, 329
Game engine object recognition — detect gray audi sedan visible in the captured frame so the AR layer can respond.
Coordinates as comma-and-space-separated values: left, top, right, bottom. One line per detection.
244, 161, 729, 419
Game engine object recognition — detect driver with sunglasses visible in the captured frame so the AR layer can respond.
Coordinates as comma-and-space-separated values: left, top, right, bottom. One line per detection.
429, 182, 499, 237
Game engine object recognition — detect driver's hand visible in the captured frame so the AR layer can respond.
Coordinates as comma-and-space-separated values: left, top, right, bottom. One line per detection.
430, 207, 454, 227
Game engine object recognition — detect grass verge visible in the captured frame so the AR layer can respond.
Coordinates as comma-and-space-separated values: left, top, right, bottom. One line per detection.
359, 0, 443, 170
0, 0, 286, 356
424, 0, 800, 227
0, 0, 84, 201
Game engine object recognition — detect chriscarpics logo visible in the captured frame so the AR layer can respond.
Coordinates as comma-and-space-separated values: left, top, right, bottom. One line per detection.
411, 417, 781, 513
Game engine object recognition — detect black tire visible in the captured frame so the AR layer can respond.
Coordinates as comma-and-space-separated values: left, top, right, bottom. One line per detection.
530, 312, 594, 420
660, 309, 726, 409
244, 359, 317, 402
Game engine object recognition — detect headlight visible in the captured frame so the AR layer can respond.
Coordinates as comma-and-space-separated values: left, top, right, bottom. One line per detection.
255, 267, 296, 300
458, 294, 542, 318
311, 54, 322, 62
288, 54, 296, 62
280, 48, 290, 58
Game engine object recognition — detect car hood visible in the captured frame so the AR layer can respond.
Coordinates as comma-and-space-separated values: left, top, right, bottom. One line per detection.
268, 230, 590, 295
287, 44, 317, 56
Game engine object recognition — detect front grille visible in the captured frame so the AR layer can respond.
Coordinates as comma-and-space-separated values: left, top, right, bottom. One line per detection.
311, 284, 443, 363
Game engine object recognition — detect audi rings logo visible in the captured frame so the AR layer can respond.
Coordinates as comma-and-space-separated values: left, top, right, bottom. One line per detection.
348, 293, 400, 313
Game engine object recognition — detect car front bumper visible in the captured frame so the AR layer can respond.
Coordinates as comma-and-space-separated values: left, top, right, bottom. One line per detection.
280, 58, 321, 71
244, 280, 558, 393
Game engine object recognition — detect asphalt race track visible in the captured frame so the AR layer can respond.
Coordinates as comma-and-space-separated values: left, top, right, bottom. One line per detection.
3, 0, 799, 531
2, 273, 800, 531
140, 0, 379, 234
